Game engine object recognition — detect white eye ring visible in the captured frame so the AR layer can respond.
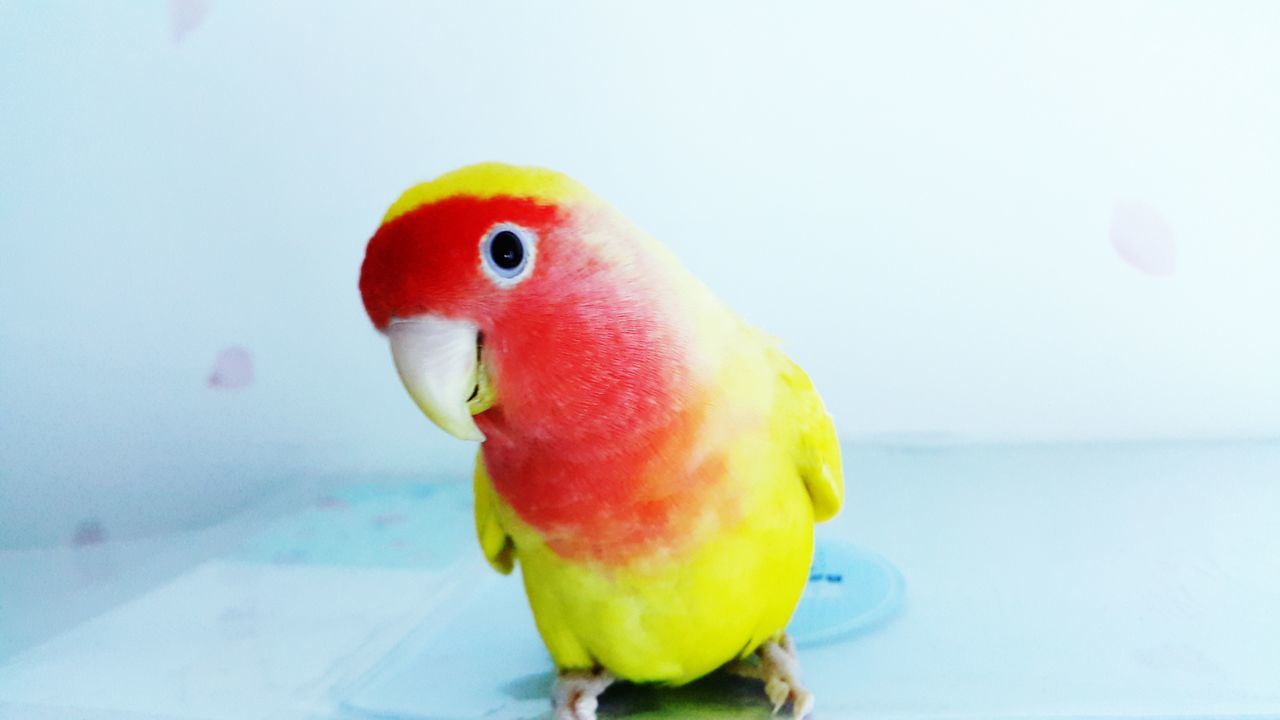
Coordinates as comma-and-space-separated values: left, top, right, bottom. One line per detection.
480, 223, 536, 287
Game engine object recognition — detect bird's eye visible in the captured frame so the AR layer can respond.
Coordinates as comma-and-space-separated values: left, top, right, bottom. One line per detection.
490, 231, 523, 270
481, 224, 535, 285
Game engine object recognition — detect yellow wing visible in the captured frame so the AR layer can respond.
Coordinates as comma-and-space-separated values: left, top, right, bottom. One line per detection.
473, 452, 516, 574
773, 348, 844, 522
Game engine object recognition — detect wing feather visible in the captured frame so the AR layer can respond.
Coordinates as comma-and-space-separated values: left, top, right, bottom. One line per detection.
773, 350, 844, 521
473, 452, 516, 574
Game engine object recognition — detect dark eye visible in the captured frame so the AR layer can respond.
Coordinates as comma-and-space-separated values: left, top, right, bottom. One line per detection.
489, 230, 523, 270
481, 225, 534, 284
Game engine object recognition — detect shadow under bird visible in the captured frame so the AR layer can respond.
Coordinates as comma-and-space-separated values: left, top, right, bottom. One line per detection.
359, 163, 843, 719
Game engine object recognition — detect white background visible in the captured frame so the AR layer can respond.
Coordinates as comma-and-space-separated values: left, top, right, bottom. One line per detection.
2, 1, 1279, 547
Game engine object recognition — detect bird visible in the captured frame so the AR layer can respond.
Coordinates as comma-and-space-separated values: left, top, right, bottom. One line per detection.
359, 162, 843, 719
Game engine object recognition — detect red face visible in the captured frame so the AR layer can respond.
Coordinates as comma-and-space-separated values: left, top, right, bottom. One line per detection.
359, 192, 720, 560
360, 195, 565, 332
359, 194, 685, 445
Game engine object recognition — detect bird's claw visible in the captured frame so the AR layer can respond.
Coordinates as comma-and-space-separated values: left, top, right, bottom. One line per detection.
765, 676, 814, 718
766, 676, 790, 714
730, 635, 814, 719
552, 669, 613, 720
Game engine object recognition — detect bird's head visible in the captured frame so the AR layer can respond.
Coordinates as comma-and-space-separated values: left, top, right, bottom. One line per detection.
359, 163, 697, 445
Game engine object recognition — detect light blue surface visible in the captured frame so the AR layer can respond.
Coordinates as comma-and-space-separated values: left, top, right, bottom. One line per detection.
790, 542, 905, 648
3, 441, 1280, 719
333, 441, 1280, 719
240, 483, 473, 569
339, 538, 907, 720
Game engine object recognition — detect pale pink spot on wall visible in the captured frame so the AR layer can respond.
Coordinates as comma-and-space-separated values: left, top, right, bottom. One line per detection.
170, 0, 213, 42
1110, 200, 1176, 277
208, 345, 254, 389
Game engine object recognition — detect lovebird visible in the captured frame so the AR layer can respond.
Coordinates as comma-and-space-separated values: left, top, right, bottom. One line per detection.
359, 163, 843, 719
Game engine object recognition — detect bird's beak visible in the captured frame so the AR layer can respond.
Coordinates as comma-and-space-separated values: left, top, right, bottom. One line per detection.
387, 314, 486, 442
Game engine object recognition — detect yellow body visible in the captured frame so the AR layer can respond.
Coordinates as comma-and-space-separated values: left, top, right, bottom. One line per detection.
474, 325, 843, 684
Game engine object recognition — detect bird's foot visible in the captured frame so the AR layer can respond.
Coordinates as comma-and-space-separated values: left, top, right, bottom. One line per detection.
552, 668, 614, 720
726, 635, 814, 719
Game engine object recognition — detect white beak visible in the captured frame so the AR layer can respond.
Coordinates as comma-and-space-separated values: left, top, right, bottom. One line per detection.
387, 314, 485, 442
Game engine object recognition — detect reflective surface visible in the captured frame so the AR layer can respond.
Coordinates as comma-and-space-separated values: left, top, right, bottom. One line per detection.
2, 441, 1279, 718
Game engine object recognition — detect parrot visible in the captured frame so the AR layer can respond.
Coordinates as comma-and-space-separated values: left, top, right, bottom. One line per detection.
358, 163, 843, 719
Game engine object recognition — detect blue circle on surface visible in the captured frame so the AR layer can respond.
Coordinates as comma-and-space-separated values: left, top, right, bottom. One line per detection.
788, 539, 906, 647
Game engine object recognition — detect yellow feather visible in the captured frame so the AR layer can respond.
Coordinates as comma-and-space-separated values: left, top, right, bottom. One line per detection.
772, 348, 845, 522
473, 453, 515, 575
383, 162, 590, 224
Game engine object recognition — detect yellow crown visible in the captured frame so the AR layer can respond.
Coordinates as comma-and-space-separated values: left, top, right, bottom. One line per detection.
382, 162, 591, 224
